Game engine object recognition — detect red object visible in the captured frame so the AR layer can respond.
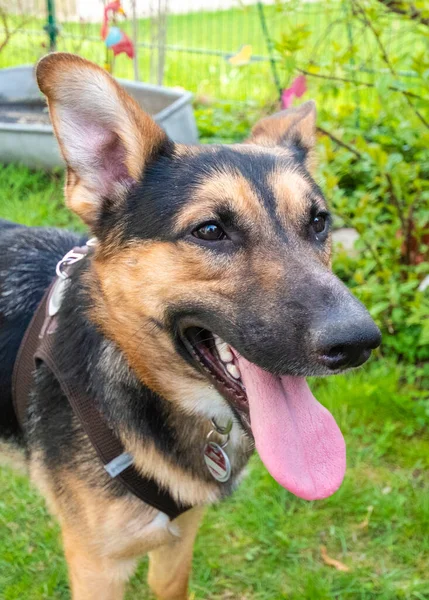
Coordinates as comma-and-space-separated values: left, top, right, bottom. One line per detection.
111, 33, 135, 59
203, 442, 231, 482
101, 1, 125, 40
281, 75, 307, 109
105, 0, 122, 12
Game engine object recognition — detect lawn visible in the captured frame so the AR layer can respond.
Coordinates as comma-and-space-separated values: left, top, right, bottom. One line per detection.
0, 164, 428, 599
0, 1, 423, 104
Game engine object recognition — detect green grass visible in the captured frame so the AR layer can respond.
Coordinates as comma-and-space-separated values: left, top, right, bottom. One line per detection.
0, 164, 81, 230
1, 363, 427, 600
0, 163, 428, 599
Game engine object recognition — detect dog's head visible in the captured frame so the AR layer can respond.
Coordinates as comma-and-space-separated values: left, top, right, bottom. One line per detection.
37, 53, 380, 501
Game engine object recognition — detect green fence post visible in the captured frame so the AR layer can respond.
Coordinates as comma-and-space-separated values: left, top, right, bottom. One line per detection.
257, 2, 283, 103
44, 0, 59, 52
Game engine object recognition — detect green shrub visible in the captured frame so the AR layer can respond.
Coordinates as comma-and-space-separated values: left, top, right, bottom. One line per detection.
274, 0, 429, 377
319, 115, 429, 373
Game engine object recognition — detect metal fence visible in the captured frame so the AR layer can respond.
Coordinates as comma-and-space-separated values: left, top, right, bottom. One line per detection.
0, 0, 425, 107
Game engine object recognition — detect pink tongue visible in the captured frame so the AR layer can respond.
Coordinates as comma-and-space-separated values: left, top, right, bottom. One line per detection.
236, 355, 346, 500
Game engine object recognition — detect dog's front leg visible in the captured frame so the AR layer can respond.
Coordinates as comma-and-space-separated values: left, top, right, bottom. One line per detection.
62, 531, 135, 600
148, 507, 205, 600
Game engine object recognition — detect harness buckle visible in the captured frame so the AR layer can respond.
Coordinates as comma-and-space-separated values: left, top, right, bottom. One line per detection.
55, 249, 86, 280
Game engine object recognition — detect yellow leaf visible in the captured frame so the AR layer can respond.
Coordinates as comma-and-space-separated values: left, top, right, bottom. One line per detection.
228, 45, 252, 66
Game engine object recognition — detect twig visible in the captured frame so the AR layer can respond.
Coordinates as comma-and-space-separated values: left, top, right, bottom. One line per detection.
0, 6, 10, 53
385, 172, 406, 230
317, 126, 362, 159
0, 6, 31, 54
353, 0, 429, 130
297, 67, 425, 101
385, 173, 420, 266
404, 198, 418, 267
374, 0, 429, 27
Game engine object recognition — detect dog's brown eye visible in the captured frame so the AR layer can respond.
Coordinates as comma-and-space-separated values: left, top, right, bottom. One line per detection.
312, 214, 327, 235
193, 223, 226, 241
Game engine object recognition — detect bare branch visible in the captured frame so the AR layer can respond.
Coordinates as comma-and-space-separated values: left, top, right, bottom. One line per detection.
0, 6, 11, 53
0, 5, 31, 55
297, 68, 425, 101
353, 0, 429, 130
317, 126, 362, 159
374, 0, 429, 26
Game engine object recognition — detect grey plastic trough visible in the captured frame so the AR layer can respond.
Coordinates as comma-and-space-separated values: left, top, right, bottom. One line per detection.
0, 65, 198, 169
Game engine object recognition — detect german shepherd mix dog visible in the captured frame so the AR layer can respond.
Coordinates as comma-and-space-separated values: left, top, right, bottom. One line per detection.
0, 53, 381, 599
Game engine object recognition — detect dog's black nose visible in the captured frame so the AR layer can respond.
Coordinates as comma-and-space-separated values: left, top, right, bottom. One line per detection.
316, 315, 381, 370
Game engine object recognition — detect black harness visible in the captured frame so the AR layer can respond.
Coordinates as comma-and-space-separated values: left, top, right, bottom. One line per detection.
12, 242, 190, 520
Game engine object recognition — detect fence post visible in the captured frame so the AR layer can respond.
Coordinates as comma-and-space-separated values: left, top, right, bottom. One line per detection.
131, 0, 139, 81
45, 0, 59, 52
257, 2, 282, 103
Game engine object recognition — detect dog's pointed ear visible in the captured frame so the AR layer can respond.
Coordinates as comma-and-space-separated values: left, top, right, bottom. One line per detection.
247, 100, 317, 171
36, 53, 169, 227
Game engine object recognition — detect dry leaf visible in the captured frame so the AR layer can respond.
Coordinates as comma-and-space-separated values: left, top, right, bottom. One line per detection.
320, 545, 350, 572
356, 505, 374, 530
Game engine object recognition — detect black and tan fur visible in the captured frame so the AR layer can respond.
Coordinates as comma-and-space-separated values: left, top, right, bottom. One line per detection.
0, 54, 380, 599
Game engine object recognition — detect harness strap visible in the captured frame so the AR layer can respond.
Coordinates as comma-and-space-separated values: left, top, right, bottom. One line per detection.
12, 285, 51, 428
12, 244, 190, 520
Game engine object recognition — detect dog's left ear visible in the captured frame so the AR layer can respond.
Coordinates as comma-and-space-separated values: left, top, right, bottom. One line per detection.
247, 100, 317, 171
36, 53, 169, 227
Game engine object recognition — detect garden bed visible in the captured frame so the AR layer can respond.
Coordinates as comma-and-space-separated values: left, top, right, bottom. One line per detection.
0, 65, 198, 169
0, 102, 51, 126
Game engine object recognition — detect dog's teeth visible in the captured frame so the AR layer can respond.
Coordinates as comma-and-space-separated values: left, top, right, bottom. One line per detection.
226, 363, 241, 380
219, 345, 234, 363
214, 336, 233, 363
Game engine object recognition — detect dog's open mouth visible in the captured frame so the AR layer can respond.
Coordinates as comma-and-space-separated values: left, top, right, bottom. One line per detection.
182, 326, 347, 501
182, 327, 250, 430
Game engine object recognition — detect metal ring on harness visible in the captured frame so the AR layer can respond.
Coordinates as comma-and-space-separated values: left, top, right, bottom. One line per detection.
206, 427, 230, 449
211, 417, 232, 436
55, 250, 86, 280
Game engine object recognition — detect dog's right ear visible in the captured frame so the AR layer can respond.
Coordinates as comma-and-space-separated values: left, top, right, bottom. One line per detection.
247, 101, 317, 172
36, 53, 169, 227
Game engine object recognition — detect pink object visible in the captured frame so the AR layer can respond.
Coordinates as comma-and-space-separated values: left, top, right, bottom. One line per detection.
111, 32, 135, 58
101, 21, 108, 41
101, 1, 125, 40
235, 352, 346, 501
105, 0, 122, 11
281, 75, 307, 109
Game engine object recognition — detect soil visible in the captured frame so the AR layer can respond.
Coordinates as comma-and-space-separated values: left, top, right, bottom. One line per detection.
0, 102, 51, 126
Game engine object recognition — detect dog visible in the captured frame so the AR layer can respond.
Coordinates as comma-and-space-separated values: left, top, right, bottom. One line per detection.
0, 53, 381, 600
